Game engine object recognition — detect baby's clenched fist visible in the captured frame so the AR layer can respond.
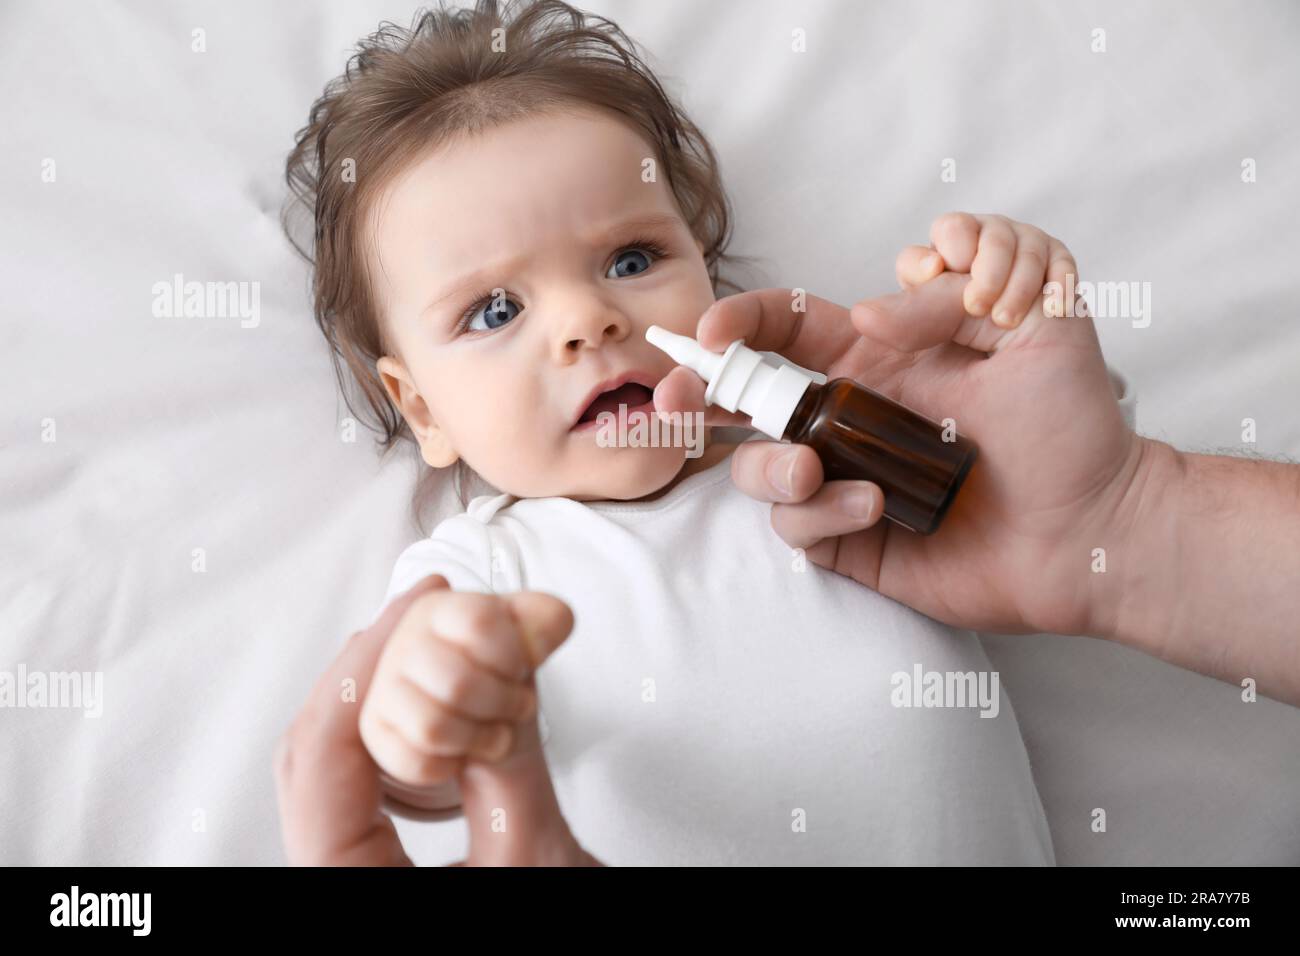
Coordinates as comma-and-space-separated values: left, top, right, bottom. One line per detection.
894, 212, 1080, 329
359, 586, 574, 790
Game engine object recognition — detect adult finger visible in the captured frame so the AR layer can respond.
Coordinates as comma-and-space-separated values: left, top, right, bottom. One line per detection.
769, 480, 886, 549
695, 288, 862, 375
277, 574, 453, 867
728, 439, 824, 503
653, 365, 752, 429
850, 272, 1008, 354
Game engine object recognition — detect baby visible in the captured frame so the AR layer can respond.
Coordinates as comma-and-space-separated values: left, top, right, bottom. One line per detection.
278, 0, 1061, 865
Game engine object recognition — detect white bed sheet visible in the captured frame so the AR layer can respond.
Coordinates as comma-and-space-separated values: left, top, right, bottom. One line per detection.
2, 0, 1297, 865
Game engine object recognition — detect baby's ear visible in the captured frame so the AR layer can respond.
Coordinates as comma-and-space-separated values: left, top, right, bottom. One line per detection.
376, 356, 460, 468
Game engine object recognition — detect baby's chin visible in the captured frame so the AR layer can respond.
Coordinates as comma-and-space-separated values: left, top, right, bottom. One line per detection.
475, 419, 712, 502
562, 438, 698, 503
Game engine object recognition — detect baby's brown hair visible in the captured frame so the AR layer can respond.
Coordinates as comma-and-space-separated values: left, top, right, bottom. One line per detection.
284, 0, 748, 519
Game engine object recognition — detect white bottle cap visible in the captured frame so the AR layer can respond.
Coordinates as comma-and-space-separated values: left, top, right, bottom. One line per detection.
645, 325, 816, 440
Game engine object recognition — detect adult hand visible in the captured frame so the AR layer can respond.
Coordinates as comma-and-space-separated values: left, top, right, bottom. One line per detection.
655, 213, 1145, 639
275, 574, 448, 866
274, 573, 601, 865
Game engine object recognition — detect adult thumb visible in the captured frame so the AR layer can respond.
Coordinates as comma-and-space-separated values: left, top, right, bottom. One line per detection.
850, 271, 993, 353
457, 697, 581, 865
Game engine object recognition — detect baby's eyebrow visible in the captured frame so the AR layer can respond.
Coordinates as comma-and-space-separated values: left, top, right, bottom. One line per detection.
421, 212, 682, 319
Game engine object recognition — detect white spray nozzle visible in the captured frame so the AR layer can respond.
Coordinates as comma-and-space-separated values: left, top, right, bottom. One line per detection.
645, 324, 816, 440
644, 326, 727, 381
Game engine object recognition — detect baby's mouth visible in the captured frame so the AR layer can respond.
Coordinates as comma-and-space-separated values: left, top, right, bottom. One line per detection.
573, 382, 656, 429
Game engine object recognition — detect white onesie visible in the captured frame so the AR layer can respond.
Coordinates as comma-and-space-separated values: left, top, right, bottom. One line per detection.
374, 432, 1055, 865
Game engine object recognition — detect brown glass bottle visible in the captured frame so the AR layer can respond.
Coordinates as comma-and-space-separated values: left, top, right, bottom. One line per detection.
783, 379, 977, 535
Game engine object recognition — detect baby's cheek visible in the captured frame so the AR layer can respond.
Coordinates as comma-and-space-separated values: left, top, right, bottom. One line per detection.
478, 405, 569, 493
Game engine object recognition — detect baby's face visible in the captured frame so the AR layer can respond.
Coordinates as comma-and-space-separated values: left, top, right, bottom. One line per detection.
369, 107, 718, 501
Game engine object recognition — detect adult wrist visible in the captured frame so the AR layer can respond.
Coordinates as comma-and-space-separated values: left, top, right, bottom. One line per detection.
1097, 435, 1187, 654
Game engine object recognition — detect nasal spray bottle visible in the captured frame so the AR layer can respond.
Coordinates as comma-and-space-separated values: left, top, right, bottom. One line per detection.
646, 326, 978, 535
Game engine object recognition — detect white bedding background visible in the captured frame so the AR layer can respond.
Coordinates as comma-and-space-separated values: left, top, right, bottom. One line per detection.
2, 0, 1297, 865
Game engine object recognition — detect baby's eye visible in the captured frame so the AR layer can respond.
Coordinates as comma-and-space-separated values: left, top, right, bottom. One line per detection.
607, 247, 655, 279
464, 291, 521, 333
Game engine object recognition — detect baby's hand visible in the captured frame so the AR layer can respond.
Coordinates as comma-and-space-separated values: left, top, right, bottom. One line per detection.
893, 212, 1080, 329
360, 587, 569, 789
361, 586, 600, 865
